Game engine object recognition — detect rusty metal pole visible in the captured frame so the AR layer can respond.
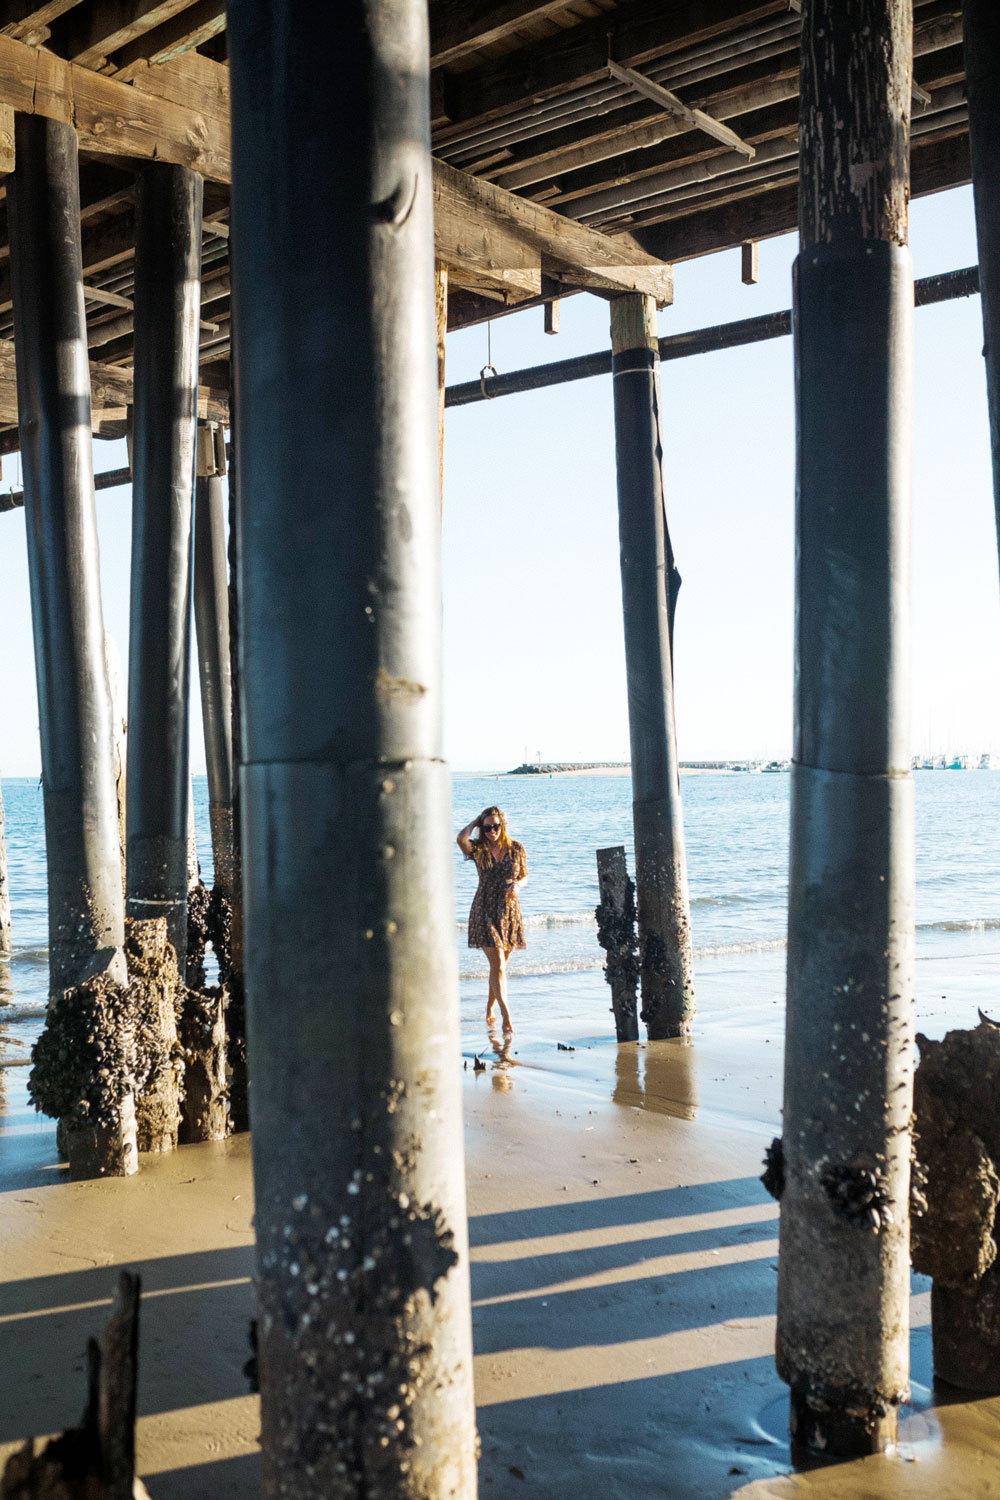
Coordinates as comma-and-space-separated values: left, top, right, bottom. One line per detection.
126, 162, 202, 971
194, 424, 234, 898
228, 3, 477, 1497
777, 0, 915, 1457
610, 292, 695, 1039
8, 116, 127, 999
963, 0, 1000, 569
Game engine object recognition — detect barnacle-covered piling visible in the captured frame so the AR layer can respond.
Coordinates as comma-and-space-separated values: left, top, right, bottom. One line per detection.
912, 1017, 1000, 1392
777, 0, 915, 1458
228, 1, 477, 1493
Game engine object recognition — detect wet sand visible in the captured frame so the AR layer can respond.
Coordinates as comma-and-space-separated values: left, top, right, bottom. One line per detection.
2, 973, 999, 1498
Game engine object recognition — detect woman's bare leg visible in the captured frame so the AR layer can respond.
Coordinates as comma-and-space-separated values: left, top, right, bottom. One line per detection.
495, 947, 513, 1033
483, 946, 501, 1026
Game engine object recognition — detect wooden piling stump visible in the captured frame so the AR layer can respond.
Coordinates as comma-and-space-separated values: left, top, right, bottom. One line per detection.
595, 846, 639, 1042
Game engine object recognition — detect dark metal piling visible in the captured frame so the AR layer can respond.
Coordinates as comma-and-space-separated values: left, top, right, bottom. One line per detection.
8, 117, 128, 996
228, 2, 477, 1495
595, 846, 639, 1042
610, 292, 695, 1040
776, 0, 915, 1457
193, 424, 234, 898
963, 0, 1000, 563
9, 115, 132, 1174
126, 162, 203, 970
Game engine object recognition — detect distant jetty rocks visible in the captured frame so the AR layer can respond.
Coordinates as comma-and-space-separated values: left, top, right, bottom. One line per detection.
506, 760, 793, 775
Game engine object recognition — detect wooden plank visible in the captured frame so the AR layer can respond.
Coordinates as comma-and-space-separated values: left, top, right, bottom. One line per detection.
112, 0, 225, 79
605, 58, 755, 158
47, 0, 200, 68
0, 336, 227, 424
0, 102, 12, 174
438, 0, 790, 140
0, 27, 231, 178
430, 0, 574, 68
0, 0, 82, 45
434, 157, 673, 302
632, 129, 972, 262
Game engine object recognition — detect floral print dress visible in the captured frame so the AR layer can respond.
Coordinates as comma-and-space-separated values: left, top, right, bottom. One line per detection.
467, 840, 527, 950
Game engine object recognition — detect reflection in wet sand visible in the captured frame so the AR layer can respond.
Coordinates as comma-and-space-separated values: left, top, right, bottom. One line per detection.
613, 1039, 698, 1121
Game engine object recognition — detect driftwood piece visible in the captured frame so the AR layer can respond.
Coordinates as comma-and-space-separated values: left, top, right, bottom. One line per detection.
1, 1272, 151, 1499
595, 846, 639, 1042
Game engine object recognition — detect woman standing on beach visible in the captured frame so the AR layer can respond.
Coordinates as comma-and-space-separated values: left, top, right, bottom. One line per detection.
457, 807, 527, 1034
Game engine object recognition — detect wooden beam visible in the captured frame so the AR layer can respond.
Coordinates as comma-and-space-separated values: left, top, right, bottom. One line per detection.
431, 0, 571, 68
0, 0, 82, 45
47, 0, 200, 68
0, 27, 230, 178
434, 157, 673, 302
437, 0, 790, 140
111, 0, 225, 80
0, 336, 226, 425
605, 58, 755, 158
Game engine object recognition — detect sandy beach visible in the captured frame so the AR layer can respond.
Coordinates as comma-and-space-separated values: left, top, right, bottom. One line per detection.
3, 949, 999, 1499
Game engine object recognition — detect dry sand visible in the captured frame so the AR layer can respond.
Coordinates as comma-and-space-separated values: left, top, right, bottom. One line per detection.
1, 1017, 999, 1498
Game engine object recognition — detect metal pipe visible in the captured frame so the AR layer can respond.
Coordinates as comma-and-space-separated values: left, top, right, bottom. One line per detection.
193, 463, 234, 896
777, 0, 915, 1459
8, 116, 128, 999
963, 0, 1000, 594
610, 293, 695, 1039
228, 2, 477, 1495
443, 265, 978, 408
126, 163, 203, 968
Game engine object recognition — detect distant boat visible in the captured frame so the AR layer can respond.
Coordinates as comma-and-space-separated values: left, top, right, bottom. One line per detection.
981, 753, 999, 770
762, 759, 791, 773
947, 755, 971, 770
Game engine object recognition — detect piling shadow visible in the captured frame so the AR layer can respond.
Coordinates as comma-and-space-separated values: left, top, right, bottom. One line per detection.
0, 1245, 255, 1445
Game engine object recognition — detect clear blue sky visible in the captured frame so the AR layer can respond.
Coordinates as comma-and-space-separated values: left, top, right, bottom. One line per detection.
0, 183, 995, 777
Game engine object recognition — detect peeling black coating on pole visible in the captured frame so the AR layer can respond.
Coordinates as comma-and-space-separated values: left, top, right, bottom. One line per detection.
228, 2, 476, 1496
610, 295, 695, 1041
194, 472, 234, 896
963, 0, 1000, 590
126, 163, 203, 967
778, 0, 915, 1460
8, 115, 126, 996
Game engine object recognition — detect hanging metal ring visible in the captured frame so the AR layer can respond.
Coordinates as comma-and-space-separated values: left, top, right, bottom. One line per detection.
479, 363, 498, 399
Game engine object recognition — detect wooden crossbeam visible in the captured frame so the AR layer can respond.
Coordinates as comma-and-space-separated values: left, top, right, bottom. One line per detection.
433, 157, 673, 303
0, 0, 82, 46
0, 336, 227, 425
112, 0, 225, 81
47, 0, 201, 68
606, 58, 755, 159
431, 0, 573, 68
0, 36, 672, 303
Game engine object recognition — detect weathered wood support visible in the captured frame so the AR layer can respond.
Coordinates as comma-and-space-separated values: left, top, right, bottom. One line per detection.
595, 845, 639, 1042
610, 291, 695, 1040
963, 0, 1000, 579
9, 115, 133, 1178
435, 265, 448, 511
228, 2, 478, 1494
194, 424, 234, 898
776, 0, 915, 1458
0, 779, 11, 956
126, 162, 202, 976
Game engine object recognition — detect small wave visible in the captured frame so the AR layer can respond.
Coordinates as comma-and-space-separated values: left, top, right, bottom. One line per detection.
460, 958, 605, 980
455, 911, 596, 932
917, 917, 1000, 933
693, 938, 787, 959
6, 946, 49, 967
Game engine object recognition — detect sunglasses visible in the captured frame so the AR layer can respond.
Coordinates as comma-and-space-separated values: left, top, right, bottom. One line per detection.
482, 821, 500, 831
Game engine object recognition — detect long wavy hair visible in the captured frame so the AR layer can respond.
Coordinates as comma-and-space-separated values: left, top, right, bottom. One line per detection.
470, 805, 512, 863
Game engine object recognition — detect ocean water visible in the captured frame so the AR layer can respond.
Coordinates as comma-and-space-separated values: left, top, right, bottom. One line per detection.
2, 769, 999, 1059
